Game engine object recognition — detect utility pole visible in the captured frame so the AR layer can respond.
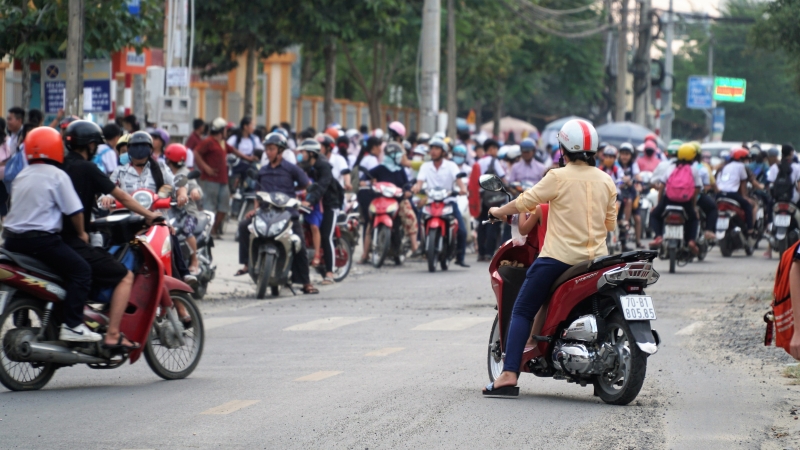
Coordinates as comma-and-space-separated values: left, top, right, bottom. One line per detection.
661, 0, 674, 141
707, 28, 714, 140
446, 0, 457, 139
65, 0, 84, 116
632, 0, 652, 127
419, 0, 441, 135
615, 0, 629, 122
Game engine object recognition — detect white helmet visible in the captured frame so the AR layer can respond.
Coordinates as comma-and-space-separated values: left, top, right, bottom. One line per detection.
505, 145, 521, 160
413, 144, 428, 156
557, 119, 599, 153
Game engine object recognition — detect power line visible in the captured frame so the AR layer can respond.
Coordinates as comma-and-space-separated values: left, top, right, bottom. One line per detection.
501, 0, 612, 39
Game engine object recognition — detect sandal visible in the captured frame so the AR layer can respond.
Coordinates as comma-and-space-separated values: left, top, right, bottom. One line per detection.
311, 257, 322, 267
234, 268, 248, 276
181, 315, 193, 330
302, 285, 319, 294
102, 333, 140, 352
482, 382, 519, 398
321, 277, 334, 285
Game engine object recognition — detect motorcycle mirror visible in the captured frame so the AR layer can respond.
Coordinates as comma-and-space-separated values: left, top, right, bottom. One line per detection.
479, 174, 503, 192
174, 174, 189, 188
253, 149, 264, 160
187, 169, 201, 180
456, 172, 467, 179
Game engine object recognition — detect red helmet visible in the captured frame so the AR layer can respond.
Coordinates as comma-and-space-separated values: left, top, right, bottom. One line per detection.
731, 147, 750, 161
165, 143, 188, 164
324, 127, 340, 140
644, 133, 657, 143
24, 127, 64, 163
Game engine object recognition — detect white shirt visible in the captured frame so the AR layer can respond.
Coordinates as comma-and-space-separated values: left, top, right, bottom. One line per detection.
360, 154, 379, 171
478, 155, 506, 178
6, 130, 21, 154
227, 133, 263, 157
329, 152, 350, 187
110, 160, 175, 194
185, 149, 195, 169
717, 161, 748, 193
768, 162, 800, 203
418, 160, 461, 201
96, 144, 119, 175
4, 164, 83, 233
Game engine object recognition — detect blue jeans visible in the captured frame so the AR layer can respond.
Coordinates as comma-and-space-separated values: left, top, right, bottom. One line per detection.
503, 257, 571, 373
452, 203, 467, 264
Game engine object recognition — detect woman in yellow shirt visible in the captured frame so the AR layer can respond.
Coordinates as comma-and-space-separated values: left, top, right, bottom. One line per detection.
483, 119, 618, 397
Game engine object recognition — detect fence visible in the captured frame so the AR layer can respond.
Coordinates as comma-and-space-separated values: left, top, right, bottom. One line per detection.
295, 96, 420, 133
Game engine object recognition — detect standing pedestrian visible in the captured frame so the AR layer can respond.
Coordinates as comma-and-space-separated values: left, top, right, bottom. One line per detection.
476, 138, 506, 261
6, 107, 24, 153
227, 116, 263, 190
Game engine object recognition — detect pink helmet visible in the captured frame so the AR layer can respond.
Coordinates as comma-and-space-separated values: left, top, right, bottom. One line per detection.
388, 121, 406, 138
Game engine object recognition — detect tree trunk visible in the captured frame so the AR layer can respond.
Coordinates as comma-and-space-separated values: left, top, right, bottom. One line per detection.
368, 95, 382, 132
323, 39, 337, 127
66, 0, 85, 116
300, 47, 316, 93
243, 46, 257, 118
446, 0, 457, 139
21, 58, 31, 112
492, 84, 504, 138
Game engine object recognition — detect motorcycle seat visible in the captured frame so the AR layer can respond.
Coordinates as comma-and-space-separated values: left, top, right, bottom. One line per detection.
548, 252, 641, 294
662, 205, 687, 219
717, 197, 741, 208
0, 249, 63, 282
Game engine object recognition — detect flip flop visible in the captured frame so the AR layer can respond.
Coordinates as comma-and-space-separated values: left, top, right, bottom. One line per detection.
102, 333, 140, 352
302, 286, 319, 295
181, 315, 193, 330
321, 277, 334, 285
482, 382, 519, 398
234, 268, 248, 276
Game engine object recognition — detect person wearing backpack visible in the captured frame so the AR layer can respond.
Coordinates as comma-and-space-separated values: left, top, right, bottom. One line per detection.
93, 123, 122, 175
767, 144, 800, 205
649, 143, 702, 254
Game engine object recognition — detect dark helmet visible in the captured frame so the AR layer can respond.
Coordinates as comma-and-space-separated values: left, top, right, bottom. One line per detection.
298, 138, 321, 155
315, 133, 335, 148
127, 131, 154, 160
64, 120, 104, 151
263, 132, 288, 149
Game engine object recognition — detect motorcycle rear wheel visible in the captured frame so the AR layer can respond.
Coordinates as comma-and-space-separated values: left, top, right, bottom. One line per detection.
776, 237, 788, 256
333, 238, 352, 282
0, 298, 57, 391
668, 247, 677, 274
427, 229, 440, 273
144, 292, 204, 380
256, 253, 276, 299
719, 237, 732, 257
487, 315, 504, 382
592, 312, 647, 405
373, 225, 391, 269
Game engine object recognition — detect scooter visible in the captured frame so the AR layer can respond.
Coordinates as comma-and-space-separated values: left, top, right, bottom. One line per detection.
367, 181, 408, 268
248, 191, 303, 299
0, 213, 203, 391
480, 174, 660, 405
300, 205, 354, 283
657, 205, 707, 273
637, 171, 657, 239
769, 201, 800, 255
171, 208, 216, 299
232, 158, 262, 242
716, 195, 754, 257
421, 188, 459, 272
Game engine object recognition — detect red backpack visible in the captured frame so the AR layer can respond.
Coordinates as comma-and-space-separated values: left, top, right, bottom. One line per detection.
665, 164, 695, 202
765, 241, 800, 353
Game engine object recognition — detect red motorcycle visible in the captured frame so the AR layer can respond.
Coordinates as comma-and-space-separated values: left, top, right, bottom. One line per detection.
0, 200, 203, 391
299, 203, 354, 283
367, 181, 408, 268
480, 174, 660, 405
421, 188, 459, 272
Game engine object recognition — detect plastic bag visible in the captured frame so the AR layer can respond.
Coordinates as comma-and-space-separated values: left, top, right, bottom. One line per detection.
510, 214, 527, 246
3, 148, 27, 194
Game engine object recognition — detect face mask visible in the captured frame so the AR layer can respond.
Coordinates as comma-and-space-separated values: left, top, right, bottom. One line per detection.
453, 156, 465, 165
120, 153, 130, 165
393, 153, 403, 164
645, 148, 655, 157
413, 155, 423, 162
296, 153, 304, 163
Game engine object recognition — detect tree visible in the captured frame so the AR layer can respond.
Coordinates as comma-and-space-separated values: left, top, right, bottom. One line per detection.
752, 0, 800, 92
193, 0, 294, 117
0, 0, 159, 111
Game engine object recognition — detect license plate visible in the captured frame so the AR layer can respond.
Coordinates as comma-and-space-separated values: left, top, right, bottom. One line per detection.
775, 214, 791, 227
664, 225, 683, 240
716, 217, 730, 231
621, 295, 657, 321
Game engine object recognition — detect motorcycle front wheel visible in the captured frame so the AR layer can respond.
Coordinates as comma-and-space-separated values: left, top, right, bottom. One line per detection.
427, 229, 440, 273
487, 315, 504, 382
372, 225, 391, 268
332, 238, 352, 282
0, 298, 57, 391
256, 253, 276, 299
718, 236, 732, 257
592, 312, 647, 405
144, 292, 204, 380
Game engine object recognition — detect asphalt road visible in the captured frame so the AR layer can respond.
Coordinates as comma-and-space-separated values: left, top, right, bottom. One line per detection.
1, 231, 797, 449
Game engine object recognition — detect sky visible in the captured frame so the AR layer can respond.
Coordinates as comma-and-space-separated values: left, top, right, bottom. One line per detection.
651, 0, 723, 14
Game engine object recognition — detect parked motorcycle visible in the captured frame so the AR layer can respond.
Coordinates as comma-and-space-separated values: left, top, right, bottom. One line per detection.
480, 174, 660, 405
301, 209, 354, 283
232, 161, 262, 242
421, 188, 459, 272
0, 214, 203, 391
367, 181, 409, 268
716, 196, 754, 257
769, 201, 800, 255
248, 191, 302, 299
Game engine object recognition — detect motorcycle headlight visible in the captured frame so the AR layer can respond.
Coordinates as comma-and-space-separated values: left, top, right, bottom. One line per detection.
442, 205, 453, 215
369, 203, 377, 214
254, 216, 268, 236
386, 202, 398, 214
268, 219, 288, 237
132, 191, 154, 209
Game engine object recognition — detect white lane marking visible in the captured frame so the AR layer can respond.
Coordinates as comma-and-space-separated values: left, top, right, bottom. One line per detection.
204, 317, 255, 331
412, 316, 493, 331
200, 400, 260, 415
365, 347, 405, 357
294, 371, 342, 381
284, 317, 372, 331
675, 321, 705, 336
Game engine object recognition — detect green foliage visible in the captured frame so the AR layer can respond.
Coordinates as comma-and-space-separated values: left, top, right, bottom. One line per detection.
672, 0, 800, 143
0, 0, 161, 61
752, 0, 800, 92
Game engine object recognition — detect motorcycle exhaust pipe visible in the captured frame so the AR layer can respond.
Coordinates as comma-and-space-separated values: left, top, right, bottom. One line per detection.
18, 341, 107, 365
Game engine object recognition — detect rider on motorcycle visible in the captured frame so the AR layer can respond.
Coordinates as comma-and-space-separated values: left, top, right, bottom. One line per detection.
717, 147, 757, 238
62, 120, 162, 350
2, 127, 98, 342
617, 143, 643, 249
508, 139, 546, 186
649, 143, 702, 253
481, 119, 617, 397
165, 143, 204, 275
412, 138, 469, 268
690, 142, 718, 241
236, 132, 318, 294
451, 144, 472, 177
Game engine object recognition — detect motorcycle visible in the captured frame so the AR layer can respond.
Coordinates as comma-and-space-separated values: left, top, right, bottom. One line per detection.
637, 171, 657, 240
300, 203, 354, 283
716, 196, 755, 257
0, 213, 203, 391
421, 188, 459, 272
231, 159, 262, 242
367, 181, 409, 268
248, 191, 303, 299
657, 205, 708, 273
769, 201, 800, 255
480, 174, 660, 405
